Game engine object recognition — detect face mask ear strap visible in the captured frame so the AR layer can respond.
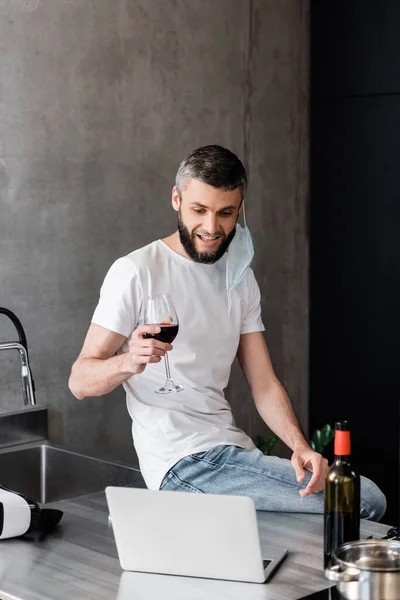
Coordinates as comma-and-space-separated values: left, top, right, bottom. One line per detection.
242, 200, 247, 228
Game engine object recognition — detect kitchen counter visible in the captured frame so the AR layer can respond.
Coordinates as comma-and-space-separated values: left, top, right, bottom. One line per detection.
0, 492, 390, 600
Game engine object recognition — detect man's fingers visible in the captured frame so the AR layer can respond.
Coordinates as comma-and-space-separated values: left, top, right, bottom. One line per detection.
291, 455, 306, 482
147, 356, 162, 364
299, 457, 327, 497
136, 324, 161, 337
299, 471, 320, 497
144, 338, 172, 350
133, 339, 172, 352
132, 325, 174, 353
300, 474, 324, 497
160, 316, 173, 324
137, 355, 162, 364
133, 347, 166, 357
133, 354, 162, 365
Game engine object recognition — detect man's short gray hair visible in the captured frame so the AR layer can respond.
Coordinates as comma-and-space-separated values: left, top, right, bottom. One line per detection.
175, 145, 247, 199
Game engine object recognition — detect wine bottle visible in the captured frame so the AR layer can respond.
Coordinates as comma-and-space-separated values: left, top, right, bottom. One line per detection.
324, 421, 360, 568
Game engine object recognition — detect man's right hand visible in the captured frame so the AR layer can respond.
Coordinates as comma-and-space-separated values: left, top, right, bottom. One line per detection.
125, 324, 172, 375
69, 323, 172, 400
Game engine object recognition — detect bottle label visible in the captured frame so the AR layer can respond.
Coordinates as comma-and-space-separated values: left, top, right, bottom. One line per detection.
334, 430, 351, 456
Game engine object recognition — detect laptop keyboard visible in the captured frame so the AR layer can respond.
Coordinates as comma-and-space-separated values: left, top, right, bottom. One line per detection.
263, 559, 272, 569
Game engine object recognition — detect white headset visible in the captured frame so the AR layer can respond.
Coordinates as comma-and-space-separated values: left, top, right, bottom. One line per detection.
0, 485, 63, 540
0, 487, 32, 539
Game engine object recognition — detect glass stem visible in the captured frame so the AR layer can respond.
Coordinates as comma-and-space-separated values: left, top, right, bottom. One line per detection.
164, 352, 171, 381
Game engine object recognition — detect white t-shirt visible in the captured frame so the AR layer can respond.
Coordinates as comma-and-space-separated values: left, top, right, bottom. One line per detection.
91, 239, 265, 489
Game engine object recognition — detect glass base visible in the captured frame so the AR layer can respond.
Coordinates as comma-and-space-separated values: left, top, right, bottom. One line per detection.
155, 380, 183, 395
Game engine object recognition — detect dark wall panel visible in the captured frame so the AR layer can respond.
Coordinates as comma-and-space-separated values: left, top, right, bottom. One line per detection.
310, 95, 400, 523
312, 1, 400, 97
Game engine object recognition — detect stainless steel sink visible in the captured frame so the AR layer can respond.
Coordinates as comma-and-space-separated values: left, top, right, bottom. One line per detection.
0, 442, 145, 504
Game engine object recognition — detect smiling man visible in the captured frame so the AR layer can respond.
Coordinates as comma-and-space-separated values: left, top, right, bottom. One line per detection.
69, 145, 386, 520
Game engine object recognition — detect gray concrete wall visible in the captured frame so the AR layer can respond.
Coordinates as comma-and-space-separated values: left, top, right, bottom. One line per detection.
0, 0, 309, 464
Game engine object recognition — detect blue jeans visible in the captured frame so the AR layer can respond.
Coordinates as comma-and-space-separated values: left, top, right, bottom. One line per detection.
160, 445, 387, 521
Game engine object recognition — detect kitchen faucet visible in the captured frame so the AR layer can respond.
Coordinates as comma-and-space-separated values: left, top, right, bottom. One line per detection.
0, 308, 36, 406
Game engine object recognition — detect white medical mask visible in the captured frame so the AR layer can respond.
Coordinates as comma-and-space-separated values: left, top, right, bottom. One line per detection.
226, 202, 255, 312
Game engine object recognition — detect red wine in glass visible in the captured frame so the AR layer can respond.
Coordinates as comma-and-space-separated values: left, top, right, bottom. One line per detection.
139, 294, 183, 394
144, 324, 179, 345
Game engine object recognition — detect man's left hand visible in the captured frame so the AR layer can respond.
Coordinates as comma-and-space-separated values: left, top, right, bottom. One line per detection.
291, 442, 329, 497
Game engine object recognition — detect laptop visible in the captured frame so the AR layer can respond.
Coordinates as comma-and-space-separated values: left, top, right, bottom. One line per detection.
105, 486, 288, 584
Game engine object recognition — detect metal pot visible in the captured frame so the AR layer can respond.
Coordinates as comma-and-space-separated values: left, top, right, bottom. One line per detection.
325, 539, 400, 600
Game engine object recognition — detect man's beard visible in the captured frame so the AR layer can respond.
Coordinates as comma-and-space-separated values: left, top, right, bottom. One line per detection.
177, 212, 236, 264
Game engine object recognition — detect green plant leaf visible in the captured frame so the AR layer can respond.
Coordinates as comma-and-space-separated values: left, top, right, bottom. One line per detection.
255, 434, 279, 456
321, 424, 334, 445
310, 424, 334, 454
255, 424, 334, 458
312, 429, 322, 449
322, 423, 331, 436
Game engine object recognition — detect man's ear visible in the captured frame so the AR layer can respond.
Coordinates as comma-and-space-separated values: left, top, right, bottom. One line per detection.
172, 186, 181, 212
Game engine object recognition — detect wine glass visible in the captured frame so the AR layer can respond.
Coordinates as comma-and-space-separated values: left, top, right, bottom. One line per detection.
139, 294, 183, 394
